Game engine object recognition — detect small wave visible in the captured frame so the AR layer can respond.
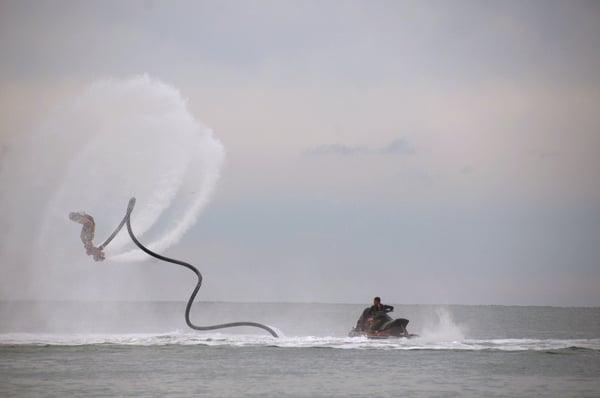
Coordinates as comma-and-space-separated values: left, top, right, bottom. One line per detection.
1, 332, 599, 352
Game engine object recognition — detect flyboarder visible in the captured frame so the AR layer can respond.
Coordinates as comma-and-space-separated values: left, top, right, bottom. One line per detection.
69, 211, 105, 261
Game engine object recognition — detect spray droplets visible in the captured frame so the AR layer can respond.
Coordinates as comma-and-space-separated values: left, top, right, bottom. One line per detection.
33, 75, 225, 262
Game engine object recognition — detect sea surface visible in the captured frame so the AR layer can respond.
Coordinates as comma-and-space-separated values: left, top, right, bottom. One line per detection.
1, 301, 599, 397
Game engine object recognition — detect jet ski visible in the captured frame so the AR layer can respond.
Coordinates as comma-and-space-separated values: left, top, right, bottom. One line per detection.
349, 308, 417, 339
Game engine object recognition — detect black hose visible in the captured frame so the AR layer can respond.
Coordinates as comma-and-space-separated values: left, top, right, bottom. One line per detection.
98, 199, 133, 251
104, 197, 278, 338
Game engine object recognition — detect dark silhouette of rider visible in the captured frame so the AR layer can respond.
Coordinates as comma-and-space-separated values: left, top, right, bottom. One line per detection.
370, 296, 394, 314
356, 297, 394, 332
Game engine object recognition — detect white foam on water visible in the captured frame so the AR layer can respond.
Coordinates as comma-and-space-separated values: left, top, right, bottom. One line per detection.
2, 332, 599, 351
416, 307, 466, 343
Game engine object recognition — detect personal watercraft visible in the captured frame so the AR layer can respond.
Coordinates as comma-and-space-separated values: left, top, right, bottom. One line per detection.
349, 308, 417, 339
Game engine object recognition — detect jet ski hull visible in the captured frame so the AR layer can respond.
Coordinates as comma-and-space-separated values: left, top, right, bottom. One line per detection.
348, 328, 418, 339
349, 314, 417, 338
366, 334, 418, 339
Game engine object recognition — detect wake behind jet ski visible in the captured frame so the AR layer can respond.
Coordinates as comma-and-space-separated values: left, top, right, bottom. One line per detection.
349, 297, 417, 339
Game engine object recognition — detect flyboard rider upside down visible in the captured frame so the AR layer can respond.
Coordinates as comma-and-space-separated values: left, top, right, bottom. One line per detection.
68, 212, 105, 261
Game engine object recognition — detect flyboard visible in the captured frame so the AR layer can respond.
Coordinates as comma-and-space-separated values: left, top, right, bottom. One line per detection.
69, 197, 279, 337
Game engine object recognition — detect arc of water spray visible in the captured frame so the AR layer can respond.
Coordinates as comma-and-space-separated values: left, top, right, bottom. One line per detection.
75, 197, 279, 338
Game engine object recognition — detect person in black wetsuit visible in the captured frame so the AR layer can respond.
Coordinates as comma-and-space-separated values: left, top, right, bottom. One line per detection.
356, 297, 394, 332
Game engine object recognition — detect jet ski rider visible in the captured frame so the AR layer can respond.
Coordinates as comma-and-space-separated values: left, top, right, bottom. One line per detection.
356, 297, 394, 332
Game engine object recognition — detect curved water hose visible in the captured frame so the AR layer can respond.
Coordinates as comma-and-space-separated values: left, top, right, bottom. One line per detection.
100, 197, 278, 338
97, 201, 132, 251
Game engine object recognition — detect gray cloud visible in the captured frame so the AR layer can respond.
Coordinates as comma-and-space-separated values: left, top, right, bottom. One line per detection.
460, 165, 474, 174
379, 138, 415, 155
0, 143, 8, 173
305, 143, 369, 156
307, 138, 415, 157
528, 148, 560, 159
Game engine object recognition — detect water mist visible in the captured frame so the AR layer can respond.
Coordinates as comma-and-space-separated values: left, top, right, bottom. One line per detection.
0, 75, 224, 304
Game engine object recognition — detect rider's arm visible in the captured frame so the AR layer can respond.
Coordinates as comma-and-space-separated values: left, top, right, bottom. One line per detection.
383, 304, 394, 313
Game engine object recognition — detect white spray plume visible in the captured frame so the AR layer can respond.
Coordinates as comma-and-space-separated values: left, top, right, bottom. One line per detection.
417, 308, 465, 342
0, 75, 224, 300
36, 75, 225, 262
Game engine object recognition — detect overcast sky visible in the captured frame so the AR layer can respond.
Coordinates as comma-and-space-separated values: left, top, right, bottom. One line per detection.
1, 0, 599, 305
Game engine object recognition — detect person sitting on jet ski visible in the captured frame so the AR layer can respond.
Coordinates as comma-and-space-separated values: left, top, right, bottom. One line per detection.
356, 297, 394, 332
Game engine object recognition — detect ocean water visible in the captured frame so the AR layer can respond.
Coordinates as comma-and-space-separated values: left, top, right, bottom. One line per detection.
1, 302, 599, 397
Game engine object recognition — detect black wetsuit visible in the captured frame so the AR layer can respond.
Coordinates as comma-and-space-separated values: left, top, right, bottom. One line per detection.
357, 304, 394, 331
